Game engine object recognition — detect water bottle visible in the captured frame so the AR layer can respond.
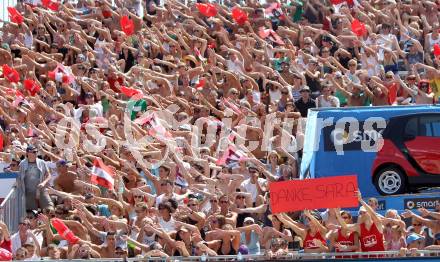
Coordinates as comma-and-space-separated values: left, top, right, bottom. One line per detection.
237, 252, 243, 261
200, 254, 207, 262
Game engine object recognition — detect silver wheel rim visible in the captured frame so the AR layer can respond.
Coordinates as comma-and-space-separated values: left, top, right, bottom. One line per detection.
378, 170, 402, 194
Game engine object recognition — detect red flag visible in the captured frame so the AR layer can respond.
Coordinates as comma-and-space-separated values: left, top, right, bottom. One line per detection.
216, 145, 246, 165
41, 0, 60, 11
120, 16, 135, 36
0, 132, 3, 152
196, 3, 217, 17
351, 19, 367, 37
387, 83, 398, 105
7, 7, 24, 24
91, 158, 115, 189
331, 0, 346, 4
51, 218, 80, 245
231, 7, 248, 25
195, 78, 206, 89
433, 44, 440, 57
2, 65, 20, 83
23, 79, 41, 96
258, 28, 285, 45
120, 86, 141, 97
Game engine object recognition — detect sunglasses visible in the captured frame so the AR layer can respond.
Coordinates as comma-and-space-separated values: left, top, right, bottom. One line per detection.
236, 196, 245, 199
210, 199, 218, 203
134, 195, 143, 199
220, 200, 229, 204
413, 223, 422, 226
161, 183, 169, 186
281, 91, 289, 95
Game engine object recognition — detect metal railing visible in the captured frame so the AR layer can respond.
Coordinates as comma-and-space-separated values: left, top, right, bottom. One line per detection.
7, 250, 440, 262
0, 183, 24, 233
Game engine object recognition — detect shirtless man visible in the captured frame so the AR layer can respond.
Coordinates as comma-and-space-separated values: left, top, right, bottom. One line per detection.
53, 160, 78, 193
91, 232, 118, 258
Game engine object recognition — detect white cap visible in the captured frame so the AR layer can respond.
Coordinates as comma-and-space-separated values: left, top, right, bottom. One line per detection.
244, 217, 255, 223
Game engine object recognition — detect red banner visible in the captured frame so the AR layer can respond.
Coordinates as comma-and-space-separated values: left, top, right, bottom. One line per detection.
269, 175, 358, 213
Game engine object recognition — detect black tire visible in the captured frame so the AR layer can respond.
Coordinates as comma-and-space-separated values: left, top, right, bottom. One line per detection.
374, 166, 407, 196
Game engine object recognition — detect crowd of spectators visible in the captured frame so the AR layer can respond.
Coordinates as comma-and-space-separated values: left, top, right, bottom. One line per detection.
0, 0, 439, 260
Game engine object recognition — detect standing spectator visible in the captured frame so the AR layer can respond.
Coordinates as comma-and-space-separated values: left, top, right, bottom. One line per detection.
295, 87, 316, 117
18, 145, 52, 211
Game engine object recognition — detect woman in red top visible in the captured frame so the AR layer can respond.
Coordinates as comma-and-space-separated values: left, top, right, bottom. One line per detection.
0, 221, 11, 253
330, 210, 360, 258
341, 192, 385, 254
278, 211, 329, 253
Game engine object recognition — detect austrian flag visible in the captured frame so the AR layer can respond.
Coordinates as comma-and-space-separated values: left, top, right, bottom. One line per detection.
91, 159, 115, 190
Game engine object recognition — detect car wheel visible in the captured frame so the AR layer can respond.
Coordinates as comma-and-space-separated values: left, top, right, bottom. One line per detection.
374, 167, 406, 195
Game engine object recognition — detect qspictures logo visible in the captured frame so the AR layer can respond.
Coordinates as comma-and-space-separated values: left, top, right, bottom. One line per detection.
404, 198, 440, 210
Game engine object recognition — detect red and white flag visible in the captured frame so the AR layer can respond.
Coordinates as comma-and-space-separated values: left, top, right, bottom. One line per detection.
222, 98, 242, 115
331, 0, 359, 13
134, 113, 172, 140
91, 158, 115, 190
265, 3, 285, 20
7, 89, 27, 108
216, 145, 246, 165
48, 63, 74, 84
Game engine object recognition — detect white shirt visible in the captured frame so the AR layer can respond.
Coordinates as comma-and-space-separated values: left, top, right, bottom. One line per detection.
158, 217, 176, 233
74, 102, 104, 121
45, 161, 58, 187
316, 96, 340, 108
241, 178, 267, 202
227, 59, 244, 75
11, 233, 32, 255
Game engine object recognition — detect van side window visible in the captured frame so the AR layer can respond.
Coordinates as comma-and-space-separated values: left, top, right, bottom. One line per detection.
404, 118, 418, 137
419, 116, 440, 137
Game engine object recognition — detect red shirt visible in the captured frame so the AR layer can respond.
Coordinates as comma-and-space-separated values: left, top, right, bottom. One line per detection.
0, 239, 11, 253
107, 76, 124, 92
360, 223, 385, 252
304, 230, 326, 250
335, 229, 358, 258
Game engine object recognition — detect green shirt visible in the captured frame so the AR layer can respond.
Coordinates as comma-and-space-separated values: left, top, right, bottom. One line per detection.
290, 0, 304, 22
335, 90, 348, 106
